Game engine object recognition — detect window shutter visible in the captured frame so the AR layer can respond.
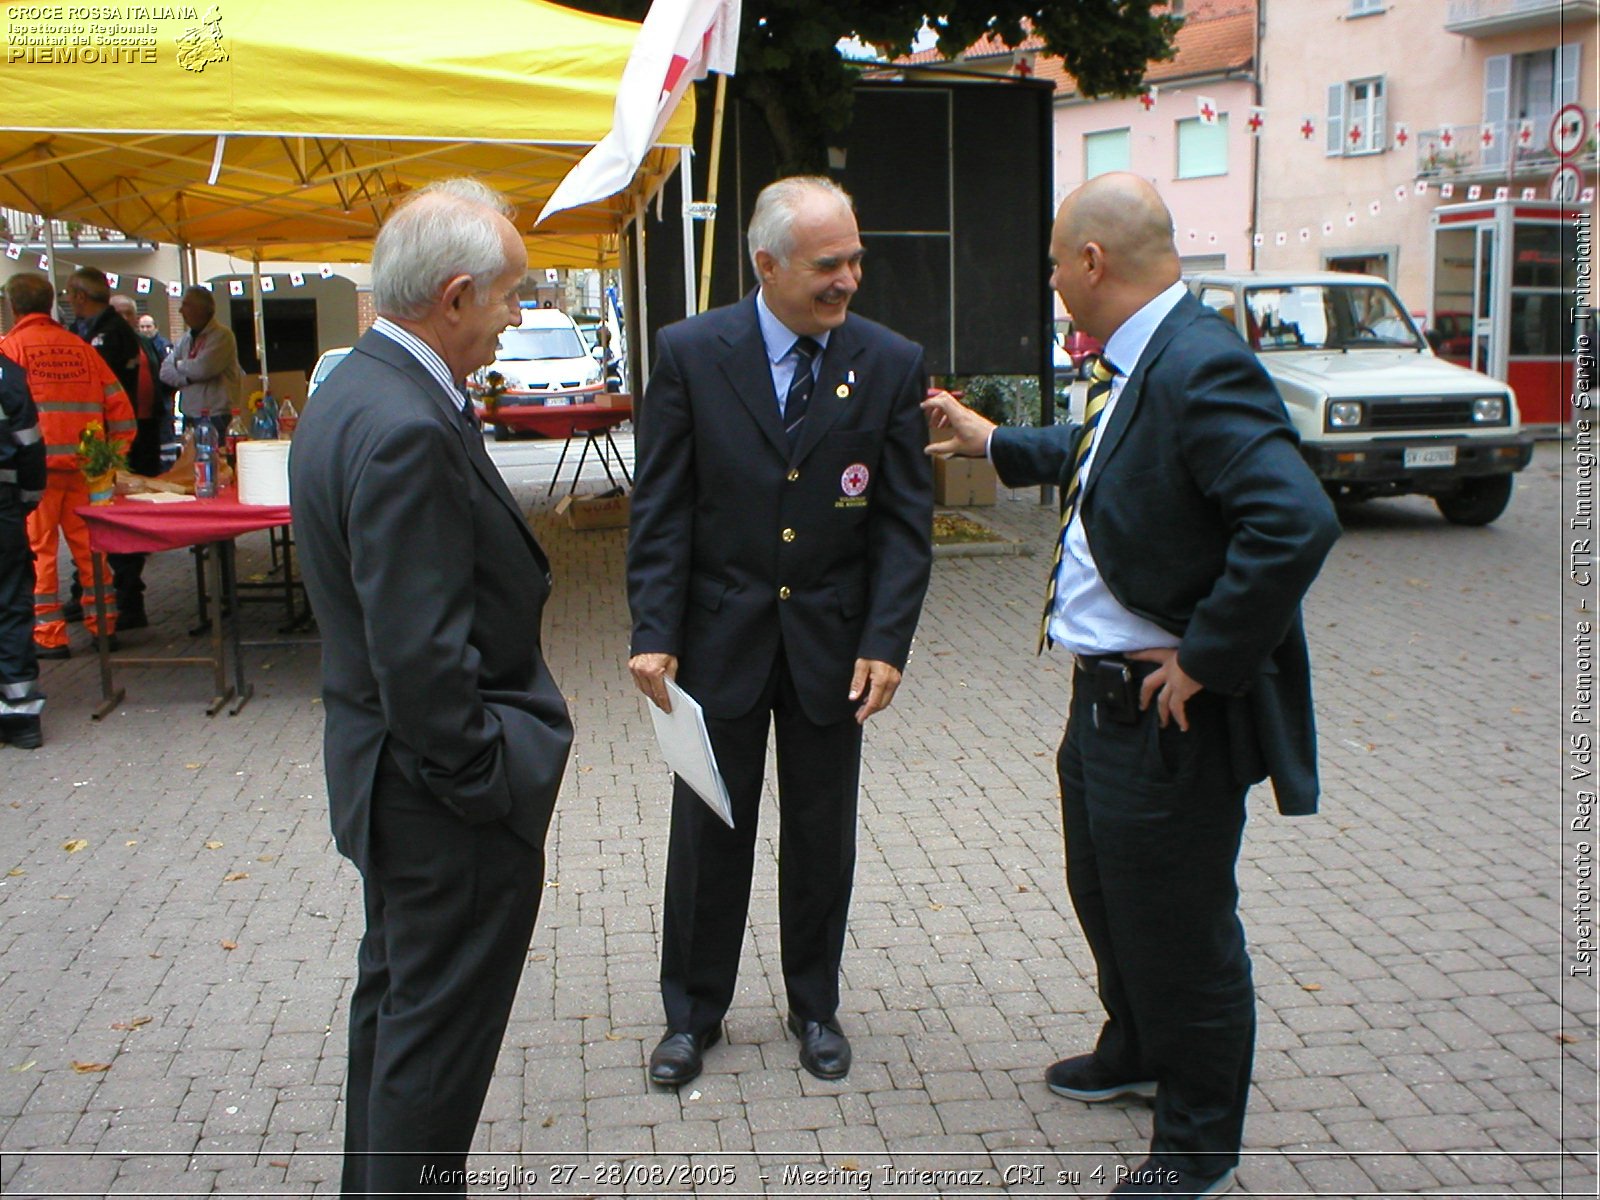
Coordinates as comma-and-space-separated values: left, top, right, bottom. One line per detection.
1373, 78, 1388, 152
1326, 82, 1346, 156
1558, 43, 1581, 107
1483, 55, 1510, 125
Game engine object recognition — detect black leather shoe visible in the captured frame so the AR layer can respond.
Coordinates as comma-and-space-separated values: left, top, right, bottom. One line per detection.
648, 1026, 721, 1087
33, 643, 70, 661
1046, 1053, 1157, 1102
1108, 1157, 1235, 1196
787, 1012, 850, 1080
1, 717, 42, 749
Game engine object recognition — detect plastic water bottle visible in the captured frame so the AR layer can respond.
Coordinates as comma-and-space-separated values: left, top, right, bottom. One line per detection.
194, 409, 218, 499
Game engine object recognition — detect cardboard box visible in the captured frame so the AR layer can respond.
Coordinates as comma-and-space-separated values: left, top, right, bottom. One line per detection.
934, 456, 997, 507
554, 491, 631, 530
593, 392, 633, 412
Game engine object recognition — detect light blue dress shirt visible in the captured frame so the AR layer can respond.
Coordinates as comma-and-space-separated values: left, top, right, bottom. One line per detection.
756, 289, 828, 418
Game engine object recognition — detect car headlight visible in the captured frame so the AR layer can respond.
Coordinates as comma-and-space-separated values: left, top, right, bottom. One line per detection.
1472, 396, 1506, 424
583, 361, 603, 386
1327, 401, 1365, 429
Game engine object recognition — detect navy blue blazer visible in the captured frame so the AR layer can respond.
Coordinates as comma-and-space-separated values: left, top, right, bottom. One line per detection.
991, 293, 1340, 814
627, 294, 933, 725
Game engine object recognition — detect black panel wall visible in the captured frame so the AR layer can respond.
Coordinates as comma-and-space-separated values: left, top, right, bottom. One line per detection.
640, 73, 1053, 385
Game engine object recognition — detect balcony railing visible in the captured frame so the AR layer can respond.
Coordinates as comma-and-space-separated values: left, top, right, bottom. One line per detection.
0, 207, 156, 253
1445, 0, 1598, 36
1416, 114, 1598, 185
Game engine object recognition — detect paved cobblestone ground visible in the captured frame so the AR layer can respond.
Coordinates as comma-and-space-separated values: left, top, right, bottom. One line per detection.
0, 437, 1592, 1197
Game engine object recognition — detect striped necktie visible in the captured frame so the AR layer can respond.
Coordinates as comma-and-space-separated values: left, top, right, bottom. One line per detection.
783, 336, 821, 449
1037, 355, 1116, 654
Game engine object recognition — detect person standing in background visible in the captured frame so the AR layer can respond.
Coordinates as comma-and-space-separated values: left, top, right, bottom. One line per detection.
159, 285, 240, 444
1, 273, 133, 661
0, 351, 46, 748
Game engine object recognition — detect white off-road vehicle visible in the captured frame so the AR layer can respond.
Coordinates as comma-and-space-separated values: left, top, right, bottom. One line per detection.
1187, 271, 1534, 525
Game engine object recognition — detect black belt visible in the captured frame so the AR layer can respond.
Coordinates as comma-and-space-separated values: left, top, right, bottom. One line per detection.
1072, 652, 1160, 679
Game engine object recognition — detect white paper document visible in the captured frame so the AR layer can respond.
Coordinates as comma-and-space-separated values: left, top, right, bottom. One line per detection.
647, 677, 734, 828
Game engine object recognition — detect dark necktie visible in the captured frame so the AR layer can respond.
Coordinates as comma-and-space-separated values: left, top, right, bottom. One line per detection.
783, 336, 821, 449
457, 387, 479, 430
1037, 355, 1117, 654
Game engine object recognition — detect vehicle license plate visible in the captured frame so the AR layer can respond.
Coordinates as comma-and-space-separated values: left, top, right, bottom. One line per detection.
545, 396, 571, 407
1403, 446, 1456, 469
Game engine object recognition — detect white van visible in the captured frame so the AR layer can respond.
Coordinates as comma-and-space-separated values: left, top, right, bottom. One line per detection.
473, 307, 606, 437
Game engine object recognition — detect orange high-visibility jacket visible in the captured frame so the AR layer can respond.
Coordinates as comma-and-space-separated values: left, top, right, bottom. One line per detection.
0, 313, 134, 471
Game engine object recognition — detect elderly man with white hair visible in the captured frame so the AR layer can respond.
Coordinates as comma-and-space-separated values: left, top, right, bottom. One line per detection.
290, 178, 573, 1198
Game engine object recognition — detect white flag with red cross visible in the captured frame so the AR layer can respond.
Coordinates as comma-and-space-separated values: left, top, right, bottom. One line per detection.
1479, 123, 1496, 151
1139, 85, 1158, 112
1393, 122, 1409, 149
1196, 96, 1218, 126
1247, 107, 1265, 136
539, 0, 741, 224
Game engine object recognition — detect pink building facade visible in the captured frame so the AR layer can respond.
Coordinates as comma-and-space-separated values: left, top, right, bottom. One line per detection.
1255, 0, 1597, 310
1047, 1, 1261, 295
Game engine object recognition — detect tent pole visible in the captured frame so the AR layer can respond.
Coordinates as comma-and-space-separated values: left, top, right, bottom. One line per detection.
42, 217, 60, 322
634, 197, 650, 385
697, 73, 729, 314
251, 255, 269, 394
680, 145, 698, 317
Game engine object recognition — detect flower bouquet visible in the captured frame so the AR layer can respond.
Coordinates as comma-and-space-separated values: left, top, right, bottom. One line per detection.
77, 421, 127, 504
480, 370, 508, 417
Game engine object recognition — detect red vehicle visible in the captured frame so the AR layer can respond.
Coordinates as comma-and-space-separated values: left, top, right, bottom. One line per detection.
1053, 327, 1104, 378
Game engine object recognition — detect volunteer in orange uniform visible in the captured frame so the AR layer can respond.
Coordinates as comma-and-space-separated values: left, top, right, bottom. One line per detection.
0, 274, 134, 657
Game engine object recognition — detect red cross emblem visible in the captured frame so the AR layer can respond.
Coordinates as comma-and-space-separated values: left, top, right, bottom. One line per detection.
1395, 127, 1409, 147
1200, 102, 1216, 122
1140, 90, 1156, 111
1013, 56, 1032, 77
1348, 124, 1363, 145
841, 463, 870, 497
1247, 111, 1263, 133
1481, 127, 1494, 147
1300, 119, 1315, 140
1518, 124, 1533, 145
1440, 128, 1454, 147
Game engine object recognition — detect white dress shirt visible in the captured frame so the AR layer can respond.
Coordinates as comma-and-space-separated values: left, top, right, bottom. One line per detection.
1046, 281, 1189, 656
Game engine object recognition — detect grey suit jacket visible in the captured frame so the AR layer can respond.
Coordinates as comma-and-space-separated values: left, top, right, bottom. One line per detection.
289, 329, 572, 870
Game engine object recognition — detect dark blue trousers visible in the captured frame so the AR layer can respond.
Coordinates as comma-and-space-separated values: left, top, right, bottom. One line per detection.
1058, 662, 1254, 1178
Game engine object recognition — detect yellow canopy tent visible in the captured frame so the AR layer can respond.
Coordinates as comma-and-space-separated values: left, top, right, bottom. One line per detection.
0, 0, 696, 267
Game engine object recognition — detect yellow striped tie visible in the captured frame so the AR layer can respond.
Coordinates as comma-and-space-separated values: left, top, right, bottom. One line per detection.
1037, 356, 1116, 654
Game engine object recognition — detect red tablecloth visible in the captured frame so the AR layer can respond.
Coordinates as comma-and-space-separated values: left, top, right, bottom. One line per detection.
479, 400, 631, 437
76, 488, 292, 555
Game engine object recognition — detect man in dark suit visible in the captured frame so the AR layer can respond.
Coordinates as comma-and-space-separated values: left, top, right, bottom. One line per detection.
290, 179, 573, 1198
628, 176, 932, 1087
926, 173, 1340, 1198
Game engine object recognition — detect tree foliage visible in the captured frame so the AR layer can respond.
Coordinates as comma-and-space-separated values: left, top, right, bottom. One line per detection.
563, 2, 1181, 175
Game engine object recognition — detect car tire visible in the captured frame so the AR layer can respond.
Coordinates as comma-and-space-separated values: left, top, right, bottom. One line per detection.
491, 423, 511, 442
1435, 474, 1513, 526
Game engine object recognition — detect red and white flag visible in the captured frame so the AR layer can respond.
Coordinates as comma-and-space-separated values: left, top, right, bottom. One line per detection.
1246, 106, 1265, 136
539, 0, 740, 224
1196, 95, 1218, 126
